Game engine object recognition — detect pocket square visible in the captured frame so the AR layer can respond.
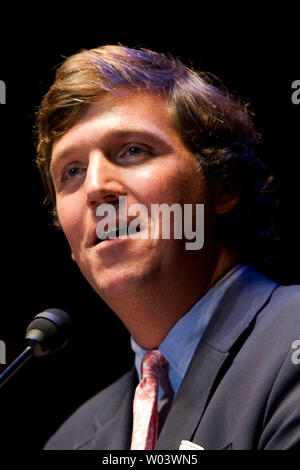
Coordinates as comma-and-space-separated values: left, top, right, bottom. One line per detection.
179, 440, 205, 450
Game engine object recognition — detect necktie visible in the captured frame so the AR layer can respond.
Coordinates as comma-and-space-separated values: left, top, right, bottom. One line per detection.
130, 349, 169, 450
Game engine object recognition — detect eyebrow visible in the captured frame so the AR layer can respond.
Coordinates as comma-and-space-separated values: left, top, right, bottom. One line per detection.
50, 125, 174, 172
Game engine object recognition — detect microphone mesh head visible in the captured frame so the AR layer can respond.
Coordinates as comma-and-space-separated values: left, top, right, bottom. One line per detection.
25, 309, 72, 355
26, 317, 60, 338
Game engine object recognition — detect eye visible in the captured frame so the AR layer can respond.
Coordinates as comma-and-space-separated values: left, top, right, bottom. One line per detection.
67, 167, 82, 177
127, 146, 143, 155
118, 143, 153, 160
62, 165, 86, 182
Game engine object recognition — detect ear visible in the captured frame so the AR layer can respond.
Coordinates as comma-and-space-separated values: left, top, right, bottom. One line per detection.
71, 252, 77, 262
214, 181, 241, 215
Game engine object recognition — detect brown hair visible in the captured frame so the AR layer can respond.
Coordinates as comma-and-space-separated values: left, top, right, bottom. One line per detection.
35, 44, 279, 268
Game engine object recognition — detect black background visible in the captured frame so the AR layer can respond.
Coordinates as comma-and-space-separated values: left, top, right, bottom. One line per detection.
0, 30, 299, 453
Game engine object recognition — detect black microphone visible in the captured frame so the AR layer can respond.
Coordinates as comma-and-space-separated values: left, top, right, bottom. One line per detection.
0, 308, 72, 389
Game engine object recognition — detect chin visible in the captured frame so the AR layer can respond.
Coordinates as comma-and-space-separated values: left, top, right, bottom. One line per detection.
89, 268, 147, 302
78, 249, 162, 301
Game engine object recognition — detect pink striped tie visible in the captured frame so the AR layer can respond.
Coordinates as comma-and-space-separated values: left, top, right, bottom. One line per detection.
130, 350, 169, 450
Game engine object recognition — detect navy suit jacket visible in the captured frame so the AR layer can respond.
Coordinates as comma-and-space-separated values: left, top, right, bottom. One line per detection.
44, 266, 300, 450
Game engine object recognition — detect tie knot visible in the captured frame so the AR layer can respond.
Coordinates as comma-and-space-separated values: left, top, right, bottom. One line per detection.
142, 350, 168, 379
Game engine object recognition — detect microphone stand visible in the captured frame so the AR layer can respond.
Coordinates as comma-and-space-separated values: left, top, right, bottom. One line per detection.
0, 346, 33, 389
0, 308, 72, 390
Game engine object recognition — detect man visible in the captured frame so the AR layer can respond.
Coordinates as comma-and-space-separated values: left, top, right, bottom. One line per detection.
35, 44, 300, 450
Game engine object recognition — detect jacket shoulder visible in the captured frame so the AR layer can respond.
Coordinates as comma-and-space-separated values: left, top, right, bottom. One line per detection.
264, 283, 300, 328
44, 367, 135, 450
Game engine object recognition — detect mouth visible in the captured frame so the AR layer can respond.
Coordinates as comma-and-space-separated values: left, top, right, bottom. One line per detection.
93, 224, 142, 246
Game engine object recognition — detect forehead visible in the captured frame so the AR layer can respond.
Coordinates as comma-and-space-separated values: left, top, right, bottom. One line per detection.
51, 90, 183, 163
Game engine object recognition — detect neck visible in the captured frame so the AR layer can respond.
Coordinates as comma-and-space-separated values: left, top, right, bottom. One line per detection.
103, 243, 239, 350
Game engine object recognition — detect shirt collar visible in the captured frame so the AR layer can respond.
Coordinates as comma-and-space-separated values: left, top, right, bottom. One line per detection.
131, 264, 247, 396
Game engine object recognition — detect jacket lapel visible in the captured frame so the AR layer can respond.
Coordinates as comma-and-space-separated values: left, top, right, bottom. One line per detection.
78, 367, 137, 450
156, 342, 229, 449
156, 267, 278, 450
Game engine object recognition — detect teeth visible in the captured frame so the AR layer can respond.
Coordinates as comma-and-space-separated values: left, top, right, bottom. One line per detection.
128, 224, 141, 236
95, 224, 141, 244
97, 229, 119, 242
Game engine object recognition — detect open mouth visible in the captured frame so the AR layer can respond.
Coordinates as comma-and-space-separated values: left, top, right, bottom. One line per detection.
94, 224, 141, 246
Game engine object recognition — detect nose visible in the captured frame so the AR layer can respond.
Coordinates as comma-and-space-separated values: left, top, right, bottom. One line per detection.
85, 150, 126, 209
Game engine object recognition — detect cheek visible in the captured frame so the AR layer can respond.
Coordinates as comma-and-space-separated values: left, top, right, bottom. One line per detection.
56, 196, 83, 250
137, 161, 206, 207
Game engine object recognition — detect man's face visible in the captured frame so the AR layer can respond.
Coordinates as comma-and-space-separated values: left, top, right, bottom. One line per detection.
50, 90, 216, 304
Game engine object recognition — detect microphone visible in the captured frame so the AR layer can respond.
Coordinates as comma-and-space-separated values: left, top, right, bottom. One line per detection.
0, 308, 72, 389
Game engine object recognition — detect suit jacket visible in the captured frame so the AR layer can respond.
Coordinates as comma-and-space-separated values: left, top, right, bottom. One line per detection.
44, 266, 300, 450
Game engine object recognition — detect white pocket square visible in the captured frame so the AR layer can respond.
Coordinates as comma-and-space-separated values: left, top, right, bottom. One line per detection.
179, 440, 205, 450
